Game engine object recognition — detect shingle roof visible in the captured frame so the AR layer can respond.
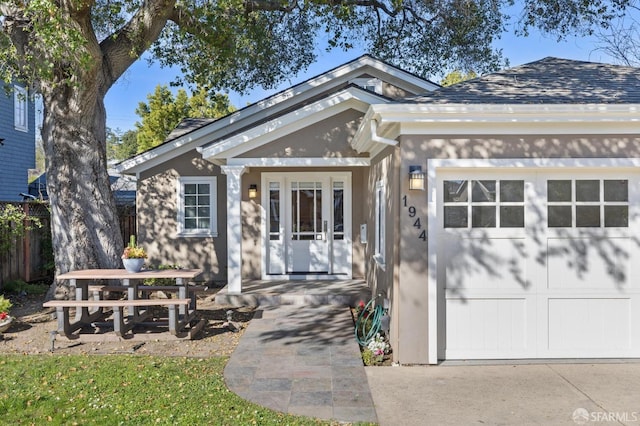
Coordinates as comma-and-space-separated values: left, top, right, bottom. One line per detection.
163, 117, 217, 142
408, 57, 640, 104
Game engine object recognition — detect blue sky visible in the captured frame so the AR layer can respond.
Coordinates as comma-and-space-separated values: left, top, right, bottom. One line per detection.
104, 25, 612, 132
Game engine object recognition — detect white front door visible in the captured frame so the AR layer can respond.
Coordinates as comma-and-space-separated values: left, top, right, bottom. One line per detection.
438, 168, 640, 360
263, 172, 352, 278
288, 179, 330, 273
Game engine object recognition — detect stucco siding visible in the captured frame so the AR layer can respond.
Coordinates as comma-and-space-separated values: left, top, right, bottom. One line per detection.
238, 109, 367, 159
362, 146, 399, 360
394, 132, 640, 364
138, 150, 227, 283
412, 134, 640, 160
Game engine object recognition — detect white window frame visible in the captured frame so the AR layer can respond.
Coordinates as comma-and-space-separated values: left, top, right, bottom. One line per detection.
374, 180, 386, 267
177, 176, 218, 237
351, 77, 383, 94
14, 85, 28, 132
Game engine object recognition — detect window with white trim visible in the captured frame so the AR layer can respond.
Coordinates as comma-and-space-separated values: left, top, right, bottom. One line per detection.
14, 85, 28, 132
351, 77, 383, 94
177, 177, 218, 236
374, 180, 386, 265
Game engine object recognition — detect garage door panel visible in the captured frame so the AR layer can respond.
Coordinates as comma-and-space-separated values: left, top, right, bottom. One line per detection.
439, 169, 640, 360
547, 237, 634, 290
444, 236, 530, 292
446, 298, 530, 359
547, 298, 630, 353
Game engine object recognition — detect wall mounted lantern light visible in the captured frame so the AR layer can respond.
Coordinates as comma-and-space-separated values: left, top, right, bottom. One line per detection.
248, 184, 258, 199
409, 166, 425, 190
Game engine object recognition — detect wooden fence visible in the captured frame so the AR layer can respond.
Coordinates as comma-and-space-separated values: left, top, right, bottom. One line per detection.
0, 202, 136, 288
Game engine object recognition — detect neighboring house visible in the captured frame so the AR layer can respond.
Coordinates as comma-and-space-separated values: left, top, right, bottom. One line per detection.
0, 83, 36, 201
29, 170, 136, 205
118, 55, 640, 365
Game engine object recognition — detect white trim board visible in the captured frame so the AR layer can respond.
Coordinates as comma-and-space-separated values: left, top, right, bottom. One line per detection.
227, 157, 370, 167
351, 103, 640, 155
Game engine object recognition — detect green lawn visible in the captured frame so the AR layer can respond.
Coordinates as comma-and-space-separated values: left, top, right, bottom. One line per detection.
0, 354, 343, 425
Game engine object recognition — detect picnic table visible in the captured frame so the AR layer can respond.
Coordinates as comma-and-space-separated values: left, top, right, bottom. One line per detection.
43, 268, 206, 341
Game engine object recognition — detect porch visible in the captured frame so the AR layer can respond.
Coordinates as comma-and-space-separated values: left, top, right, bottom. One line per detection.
214, 279, 371, 307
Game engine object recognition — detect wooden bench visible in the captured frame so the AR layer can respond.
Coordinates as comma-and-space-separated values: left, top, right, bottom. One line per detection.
87, 285, 208, 310
43, 298, 196, 338
87, 284, 208, 294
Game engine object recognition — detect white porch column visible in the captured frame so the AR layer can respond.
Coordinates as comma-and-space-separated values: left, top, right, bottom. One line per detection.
221, 165, 247, 294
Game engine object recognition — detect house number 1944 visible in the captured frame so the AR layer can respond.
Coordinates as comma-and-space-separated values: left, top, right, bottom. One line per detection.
402, 195, 426, 241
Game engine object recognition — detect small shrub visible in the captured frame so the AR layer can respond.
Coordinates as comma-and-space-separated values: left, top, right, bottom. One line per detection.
2, 280, 49, 295
2, 279, 27, 294
0, 295, 12, 314
362, 348, 375, 366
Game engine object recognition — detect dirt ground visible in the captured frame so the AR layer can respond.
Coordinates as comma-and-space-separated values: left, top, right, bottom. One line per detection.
0, 289, 255, 357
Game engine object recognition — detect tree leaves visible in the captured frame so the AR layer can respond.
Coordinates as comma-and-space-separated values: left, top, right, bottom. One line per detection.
133, 84, 235, 152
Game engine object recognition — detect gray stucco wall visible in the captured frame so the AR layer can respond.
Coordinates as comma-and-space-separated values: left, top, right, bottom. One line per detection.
392, 132, 640, 364
239, 110, 368, 159
361, 145, 400, 361
136, 108, 374, 283
138, 150, 227, 283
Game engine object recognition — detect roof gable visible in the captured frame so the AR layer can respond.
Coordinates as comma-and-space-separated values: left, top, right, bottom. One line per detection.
200, 85, 388, 163
118, 55, 438, 174
409, 57, 640, 104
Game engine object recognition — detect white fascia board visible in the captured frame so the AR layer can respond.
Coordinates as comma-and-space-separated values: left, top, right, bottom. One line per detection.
429, 157, 640, 170
356, 56, 439, 92
372, 103, 640, 137
227, 157, 370, 167
255, 55, 436, 110
116, 110, 249, 174
202, 88, 387, 160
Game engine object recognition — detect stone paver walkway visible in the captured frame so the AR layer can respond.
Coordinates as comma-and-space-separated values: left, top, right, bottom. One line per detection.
224, 305, 377, 423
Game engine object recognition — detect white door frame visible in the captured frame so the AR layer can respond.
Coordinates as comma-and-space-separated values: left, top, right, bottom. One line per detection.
427, 158, 640, 364
261, 171, 352, 280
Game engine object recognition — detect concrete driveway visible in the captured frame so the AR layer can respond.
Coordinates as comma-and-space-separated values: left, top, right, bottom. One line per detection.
366, 363, 640, 425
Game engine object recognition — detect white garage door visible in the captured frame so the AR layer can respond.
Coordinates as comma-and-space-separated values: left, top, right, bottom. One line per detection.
438, 169, 640, 360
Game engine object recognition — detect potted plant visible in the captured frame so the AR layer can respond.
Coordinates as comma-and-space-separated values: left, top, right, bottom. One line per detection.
0, 295, 13, 333
121, 235, 147, 272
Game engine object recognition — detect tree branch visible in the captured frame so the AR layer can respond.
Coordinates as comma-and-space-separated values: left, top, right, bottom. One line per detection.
100, 0, 177, 92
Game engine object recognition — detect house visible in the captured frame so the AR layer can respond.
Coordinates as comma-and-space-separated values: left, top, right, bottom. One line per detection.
0, 83, 36, 201
118, 56, 640, 365
28, 169, 137, 205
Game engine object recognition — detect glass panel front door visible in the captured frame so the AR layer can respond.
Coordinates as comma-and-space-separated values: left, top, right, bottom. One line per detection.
291, 182, 323, 241
263, 172, 352, 278
288, 180, 329, 273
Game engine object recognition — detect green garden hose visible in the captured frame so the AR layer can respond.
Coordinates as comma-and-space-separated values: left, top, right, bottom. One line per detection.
354, 298, 386, 347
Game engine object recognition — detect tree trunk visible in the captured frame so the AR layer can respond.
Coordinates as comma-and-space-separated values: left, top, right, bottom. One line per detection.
41, 82, 124, 298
